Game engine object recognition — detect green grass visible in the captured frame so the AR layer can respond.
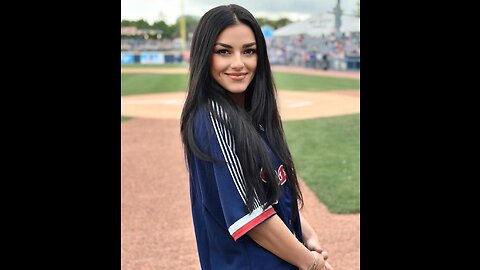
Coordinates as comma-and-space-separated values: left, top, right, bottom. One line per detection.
121, 65, 360, 214
283, 114, 360, 214
121, 73, 188, 96
121, 71, 359, 96
121, 116, 133, 121
273, 71, 359, 91
121, 63, 189, 68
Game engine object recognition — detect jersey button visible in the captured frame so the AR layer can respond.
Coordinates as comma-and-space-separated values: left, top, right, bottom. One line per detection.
288, 219, 292, 225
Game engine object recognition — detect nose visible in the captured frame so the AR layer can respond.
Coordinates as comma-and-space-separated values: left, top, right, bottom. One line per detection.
230, 52, 245, 70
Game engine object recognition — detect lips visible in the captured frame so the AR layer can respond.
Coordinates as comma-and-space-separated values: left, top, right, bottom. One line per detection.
225, 72, 248, 81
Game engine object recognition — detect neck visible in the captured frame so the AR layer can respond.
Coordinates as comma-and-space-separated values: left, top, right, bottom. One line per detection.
228, 92, 245, 109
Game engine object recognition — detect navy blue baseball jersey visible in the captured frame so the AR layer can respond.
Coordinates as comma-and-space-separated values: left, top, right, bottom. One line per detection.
188, 100, 303, 269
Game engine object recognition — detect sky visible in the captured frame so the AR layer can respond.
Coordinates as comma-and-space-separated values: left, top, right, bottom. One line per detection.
121, 0, 359, 25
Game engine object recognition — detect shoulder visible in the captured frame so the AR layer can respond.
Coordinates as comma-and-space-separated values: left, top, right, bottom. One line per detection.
193, 103, 211, 137
192, 100, 225, 138
194, 100, 234, 146
208, 99, 229, 121
193, 99, 229, 128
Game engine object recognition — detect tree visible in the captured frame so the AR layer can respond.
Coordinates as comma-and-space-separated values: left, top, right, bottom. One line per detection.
255, 17, 292, 29
170, 15, 200, 39
120, 16, 199, 40
152, 20, 175, 39
121, 19, 151, 29
255, 17, 269, 27
273, 18, 292, 29
121, 20, 139, 27
134, 19, 151, 29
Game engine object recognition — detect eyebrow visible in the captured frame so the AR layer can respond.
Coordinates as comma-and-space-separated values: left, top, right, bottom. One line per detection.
215, 42, 256, 48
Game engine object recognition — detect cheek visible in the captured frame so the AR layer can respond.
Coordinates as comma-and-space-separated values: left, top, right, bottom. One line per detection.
211, 56, 226, 73
246, 56, 257, 70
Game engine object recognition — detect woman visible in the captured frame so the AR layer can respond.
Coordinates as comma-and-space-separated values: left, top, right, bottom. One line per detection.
180, 4, 333, 270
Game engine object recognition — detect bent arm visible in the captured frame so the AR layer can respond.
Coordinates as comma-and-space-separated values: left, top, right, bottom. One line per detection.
247, 214, 324, 270
299, 212, 323, 252
300, 212, 333, 270
300, 212, 317, 241
300, 212, 331, 259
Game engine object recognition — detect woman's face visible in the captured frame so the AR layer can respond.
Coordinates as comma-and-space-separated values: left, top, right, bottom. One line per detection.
211, 23, 257, 97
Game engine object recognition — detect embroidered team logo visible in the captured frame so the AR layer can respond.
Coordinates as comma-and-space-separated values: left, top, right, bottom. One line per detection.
260, 165, 287, 185
277, 164, 287, 185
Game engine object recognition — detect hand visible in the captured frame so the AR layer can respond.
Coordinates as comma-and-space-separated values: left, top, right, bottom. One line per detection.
310, 251, 325, 270
319, 250, 328, 261
304, 238, 323, 254
323, 261, 334, 270
304, 238, 329, 261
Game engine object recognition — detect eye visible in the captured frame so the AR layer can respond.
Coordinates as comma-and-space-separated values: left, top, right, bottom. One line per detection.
244, 49, 256, 55
215, 49, 230, 55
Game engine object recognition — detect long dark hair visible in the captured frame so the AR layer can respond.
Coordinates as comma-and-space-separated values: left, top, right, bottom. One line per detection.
180, 4, 303, 213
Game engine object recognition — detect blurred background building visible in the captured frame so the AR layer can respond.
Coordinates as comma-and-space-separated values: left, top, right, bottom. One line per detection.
121, 1, 360, 71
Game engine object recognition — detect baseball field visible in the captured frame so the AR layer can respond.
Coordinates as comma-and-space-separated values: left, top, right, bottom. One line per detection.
121, 64, 360, 270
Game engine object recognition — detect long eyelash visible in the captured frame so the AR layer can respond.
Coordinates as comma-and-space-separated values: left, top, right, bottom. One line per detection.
215, 49, 229, 54
214, 49, 256, 55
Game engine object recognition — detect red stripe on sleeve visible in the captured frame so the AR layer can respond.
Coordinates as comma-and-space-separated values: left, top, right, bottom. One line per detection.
231, 207, 276, 241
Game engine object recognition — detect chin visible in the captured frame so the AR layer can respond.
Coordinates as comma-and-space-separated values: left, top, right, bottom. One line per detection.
225, 85, 249, 93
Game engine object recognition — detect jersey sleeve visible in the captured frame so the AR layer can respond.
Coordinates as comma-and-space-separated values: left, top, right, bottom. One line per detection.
196, 100, 277, 241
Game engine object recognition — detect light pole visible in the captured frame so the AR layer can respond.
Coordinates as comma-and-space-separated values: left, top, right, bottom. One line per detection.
334, 0, 343, 39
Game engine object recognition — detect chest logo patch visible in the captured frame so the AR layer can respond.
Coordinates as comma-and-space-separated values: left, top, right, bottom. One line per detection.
277, 164, 287, 185
260, 164, 287, 185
